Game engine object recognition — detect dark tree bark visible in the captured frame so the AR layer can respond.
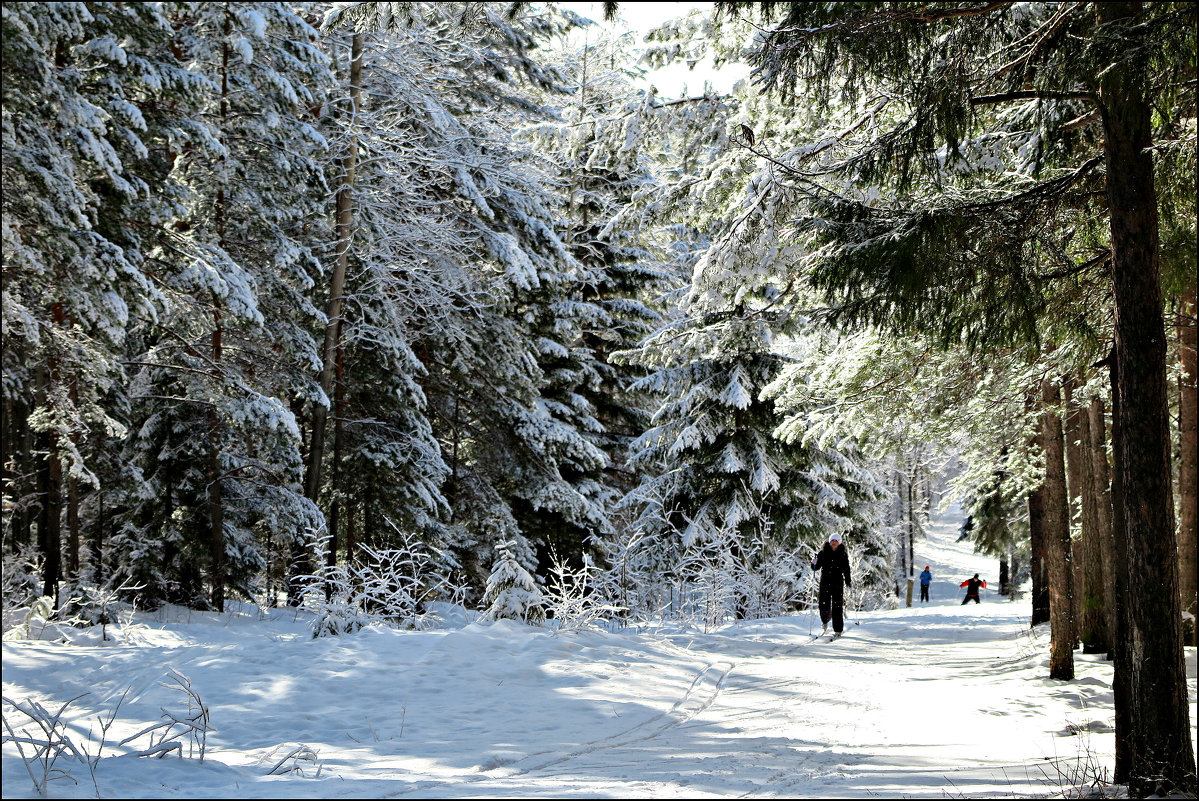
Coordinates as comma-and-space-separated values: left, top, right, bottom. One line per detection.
36, 425, 62, 602
1077, 404, 1108, 654
1063, 373, 1085, 648
1028, 487, 1050, 627
1087, 397, 1117, 661
207, 18, 232, 614
1177, 283, 1197, 644
207, 313, 226, 613
346, 494, 356, 565
1040, 376, 1074, 680
66, 476, 79, 579
1108, 353, 1133, 781
1099, 4, 1195, 793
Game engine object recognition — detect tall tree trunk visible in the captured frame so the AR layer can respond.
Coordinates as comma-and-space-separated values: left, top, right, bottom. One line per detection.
305, 32, 363, 504
1099, 4, 1194, 793
208, 15, 231, 614
1087, 397, 1116, 660
1107, 352, 1133, 782
207, 312, 225, 613
1077, 404, 1108, 654
1040, 376, 1074, 680
37, 303, 65, 602
65, 378, 79, 579
66, 477, 79, 579
346, 493, 356, 565
302, 32, 363, 605
1063, 373, 1085, 648
1177, 282, 1197, 644
1028, 487, 1050, 626
93, 488, 105, 585
36, 423, 62, 603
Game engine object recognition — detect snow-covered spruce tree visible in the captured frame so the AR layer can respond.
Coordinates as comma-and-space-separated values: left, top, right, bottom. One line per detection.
483, 539, 545, 624
1, 2, 213, 600
509, 21, 690, 572
113, 2, 332, 610
291, 25, 456, 601
623, 298, 886, 619
320, 2, 608, 596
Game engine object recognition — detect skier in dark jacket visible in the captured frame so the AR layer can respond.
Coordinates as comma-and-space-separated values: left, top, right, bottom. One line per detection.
919, 566, 932, 602
811, 532, 852, 634
960, 573, 987, 604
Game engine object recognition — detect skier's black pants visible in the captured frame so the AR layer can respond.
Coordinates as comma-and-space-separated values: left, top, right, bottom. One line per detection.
920, 584, 929, 602
818, 582, 845, 633
961, 593, 980, 604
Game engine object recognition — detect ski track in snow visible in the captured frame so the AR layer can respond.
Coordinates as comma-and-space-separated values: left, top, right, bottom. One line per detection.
4, 504, 1197, 798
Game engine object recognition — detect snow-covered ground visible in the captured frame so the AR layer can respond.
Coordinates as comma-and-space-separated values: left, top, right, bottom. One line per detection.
4, 508, 1196, 799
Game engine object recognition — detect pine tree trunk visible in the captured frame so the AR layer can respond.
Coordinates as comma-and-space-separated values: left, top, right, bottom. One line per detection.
305, 32, 362, 506
1087, 397, 1117, 660
346, 494, 356, 565
36, 423, 62, 603
208, 312, 225, 613
1040, 376, 1074, 679
36, 322, 64, 602
1099, 4, 1195, 792
66, 476, 79, 579
208, 19, 231, 614
93, 489, 105, 585
1107, 353, 1133, 782
66, 379, 79, 579
1176, 283, 1197, 644
1028, 487, 1050, 626
1063, 374, 1085, 648
1078, 404, 1108, 654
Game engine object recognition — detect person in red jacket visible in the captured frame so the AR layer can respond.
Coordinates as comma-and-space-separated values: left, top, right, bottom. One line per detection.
960, 573, 987, 604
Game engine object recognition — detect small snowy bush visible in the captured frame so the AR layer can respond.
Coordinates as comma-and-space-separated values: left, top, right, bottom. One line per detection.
589, 527, 677, 626
1, 542, 42, 610
304, 526, 466, 637
541, 551, 623, 633
483, 539, 544, 624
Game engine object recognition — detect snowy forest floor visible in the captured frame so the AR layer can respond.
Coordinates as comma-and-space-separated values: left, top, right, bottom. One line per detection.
4, 508, 1197, 799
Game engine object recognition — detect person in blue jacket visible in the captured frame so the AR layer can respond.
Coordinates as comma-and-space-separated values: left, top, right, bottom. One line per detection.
811, 532, 852, 634
919, 565, 932, 602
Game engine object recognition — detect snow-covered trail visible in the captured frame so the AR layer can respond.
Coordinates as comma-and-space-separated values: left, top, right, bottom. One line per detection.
403, 508, 1107, 798
4, 507, 1195, 798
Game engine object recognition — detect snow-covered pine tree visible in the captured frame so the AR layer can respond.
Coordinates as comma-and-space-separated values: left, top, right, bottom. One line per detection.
319, 2, 607, 596
483, 539, 545, 624
1, 2, 208, 599
623, 297, 886, 618
114, 2, 332, 609
509, 21, 689, 573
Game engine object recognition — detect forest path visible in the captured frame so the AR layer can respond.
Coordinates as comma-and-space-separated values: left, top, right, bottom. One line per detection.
400, 507, 1082, 798
4, 506, 1140, 799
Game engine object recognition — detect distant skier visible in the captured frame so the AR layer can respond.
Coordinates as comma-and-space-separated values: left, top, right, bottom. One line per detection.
957, 515, 974, 542
919, 565, 932, 602
811, 532, 852, 634
960, 573, 987, 604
